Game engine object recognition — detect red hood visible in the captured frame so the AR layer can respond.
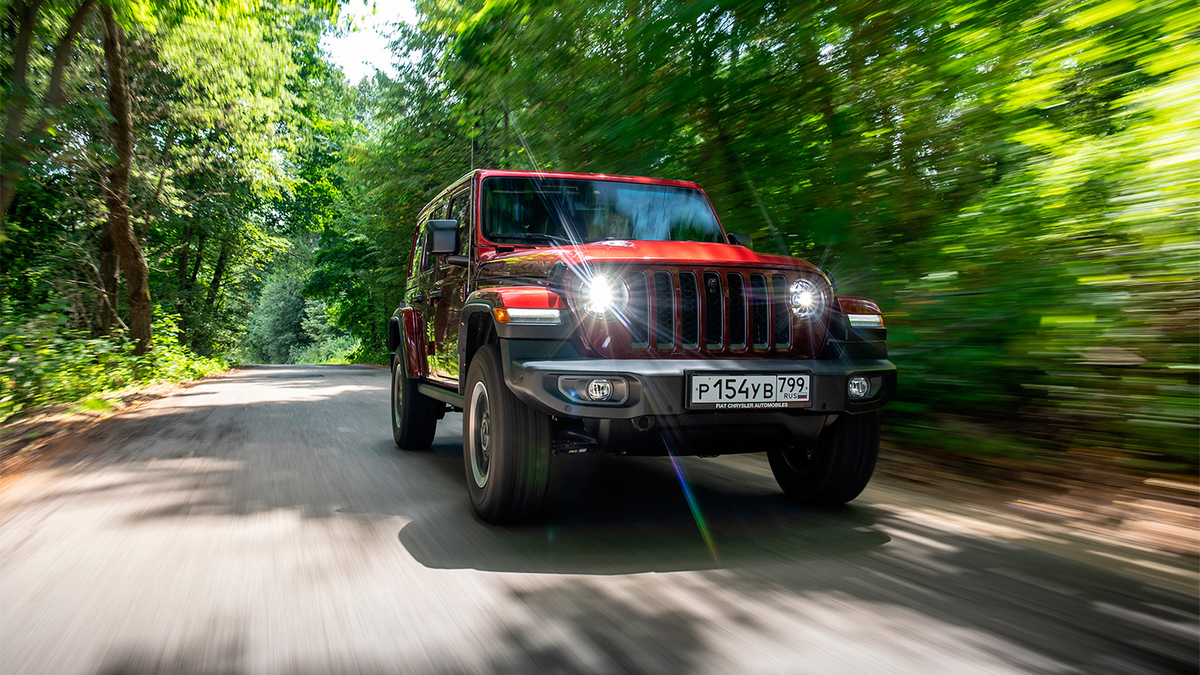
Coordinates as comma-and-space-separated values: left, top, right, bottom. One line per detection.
479, 240, 821, 273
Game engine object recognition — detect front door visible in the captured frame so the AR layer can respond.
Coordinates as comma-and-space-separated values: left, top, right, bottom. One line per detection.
429, 187, 472, 385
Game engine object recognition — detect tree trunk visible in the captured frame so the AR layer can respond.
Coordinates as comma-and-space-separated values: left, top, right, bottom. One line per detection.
2, 0, 95, 225
101, 5, 152, 354
96, 229, 119, 335
189, 232, 207, 288
1, 0, 42, 224
204, 241, 230, 309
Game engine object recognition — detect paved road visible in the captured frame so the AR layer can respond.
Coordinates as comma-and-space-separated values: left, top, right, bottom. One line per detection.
2, 365, 1196, 675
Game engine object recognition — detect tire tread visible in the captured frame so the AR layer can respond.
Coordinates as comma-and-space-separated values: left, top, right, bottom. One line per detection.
392, 352, 439, 450
769, 412, 879, 505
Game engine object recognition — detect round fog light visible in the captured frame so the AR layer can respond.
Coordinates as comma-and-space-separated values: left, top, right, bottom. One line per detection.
847, 376, 870, 400
587, 379, 613, 402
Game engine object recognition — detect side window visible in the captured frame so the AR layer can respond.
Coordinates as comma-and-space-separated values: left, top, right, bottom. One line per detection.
411, 226, 425, 276
419, 225, 434, 273
420, 198, 450, 273
448, 189, 471, 255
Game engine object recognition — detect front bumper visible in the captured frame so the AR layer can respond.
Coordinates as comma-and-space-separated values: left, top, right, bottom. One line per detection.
500, 341, 896, 420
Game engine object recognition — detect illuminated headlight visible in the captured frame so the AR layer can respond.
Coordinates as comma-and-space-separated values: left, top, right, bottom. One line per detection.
788, 278, 826, 321
579, 274, 629, 320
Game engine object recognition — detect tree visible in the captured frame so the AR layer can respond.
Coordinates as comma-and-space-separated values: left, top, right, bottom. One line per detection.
99, 3, 151, 352
1, 0, 97, 224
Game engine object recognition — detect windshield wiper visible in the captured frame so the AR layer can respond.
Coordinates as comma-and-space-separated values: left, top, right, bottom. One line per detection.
498, 233, 579, 246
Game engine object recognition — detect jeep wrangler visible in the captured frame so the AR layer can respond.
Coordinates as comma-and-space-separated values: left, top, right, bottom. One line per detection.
388, 170, 896, 523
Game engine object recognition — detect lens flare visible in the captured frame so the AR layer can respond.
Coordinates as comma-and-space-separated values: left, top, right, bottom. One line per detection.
665, 449, 719, 564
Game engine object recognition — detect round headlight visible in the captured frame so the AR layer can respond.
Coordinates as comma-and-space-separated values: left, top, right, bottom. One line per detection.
789, 278, 826, 321
579, 274, 629, 320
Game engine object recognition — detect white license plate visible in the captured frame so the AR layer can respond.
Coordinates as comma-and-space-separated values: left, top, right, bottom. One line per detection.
688, 374, 811, 410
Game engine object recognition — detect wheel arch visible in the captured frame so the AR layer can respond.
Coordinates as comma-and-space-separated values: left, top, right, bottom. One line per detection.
459, 303, 499, 394
390, 309, 425, 379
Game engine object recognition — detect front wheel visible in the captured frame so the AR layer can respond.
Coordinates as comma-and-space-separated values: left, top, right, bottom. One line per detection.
463, 344, 552, 523
391, 351, 439, 449
768, 411, 879, 505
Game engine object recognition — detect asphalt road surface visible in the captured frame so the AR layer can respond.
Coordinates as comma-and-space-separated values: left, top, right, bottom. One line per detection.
2, 365, 1197, 675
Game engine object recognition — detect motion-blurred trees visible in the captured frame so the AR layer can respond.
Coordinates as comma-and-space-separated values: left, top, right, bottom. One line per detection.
5, 0, 1196, 469
332, 0, 1197, 469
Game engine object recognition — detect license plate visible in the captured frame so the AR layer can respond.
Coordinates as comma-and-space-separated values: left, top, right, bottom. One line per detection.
688, 374, 811, 410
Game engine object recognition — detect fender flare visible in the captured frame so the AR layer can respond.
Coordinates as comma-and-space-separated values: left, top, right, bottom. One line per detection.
388, 308, 425, 379
456, 288, 575, 394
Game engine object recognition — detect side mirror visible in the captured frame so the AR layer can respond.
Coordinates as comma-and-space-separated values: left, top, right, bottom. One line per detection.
426, 219, 458, 255
727, 232, 752, 249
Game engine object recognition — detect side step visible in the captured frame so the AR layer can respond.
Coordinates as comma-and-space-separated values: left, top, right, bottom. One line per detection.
417, 383, 464, 409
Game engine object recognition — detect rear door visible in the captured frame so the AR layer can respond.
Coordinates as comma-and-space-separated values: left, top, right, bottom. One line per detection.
428, 186, 472, 385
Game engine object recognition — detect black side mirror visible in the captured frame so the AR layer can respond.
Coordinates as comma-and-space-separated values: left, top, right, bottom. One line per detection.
727, 232, 752, 249
426, 219, 458, 255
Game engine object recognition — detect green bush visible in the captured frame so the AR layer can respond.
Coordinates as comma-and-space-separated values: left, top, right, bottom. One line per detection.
0, 307, 226, 423
290, 335, 360, 364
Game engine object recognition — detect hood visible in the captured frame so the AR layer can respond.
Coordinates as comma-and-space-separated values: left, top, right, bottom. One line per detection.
478, 240, 821, 275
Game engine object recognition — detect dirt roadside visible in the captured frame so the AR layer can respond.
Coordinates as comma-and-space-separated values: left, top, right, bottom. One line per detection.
0, 369, 235, 485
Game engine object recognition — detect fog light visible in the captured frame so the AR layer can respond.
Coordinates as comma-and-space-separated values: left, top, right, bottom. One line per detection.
587, 379, 613, 402
847, 375, 870, 399
557, 376, 628, 404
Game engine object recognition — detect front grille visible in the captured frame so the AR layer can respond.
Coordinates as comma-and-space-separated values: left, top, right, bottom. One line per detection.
623, 268, 816, 354
628, 272, 649, 348
653, 271, 674, 349
728, 273, 746, 349
772, 274, 791, 348
679, 272, 699, 349
750, 274, 769, 349
703, 272, 723, 350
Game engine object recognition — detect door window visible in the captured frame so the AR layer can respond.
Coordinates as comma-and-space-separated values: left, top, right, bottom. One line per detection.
448, 189, 471, 256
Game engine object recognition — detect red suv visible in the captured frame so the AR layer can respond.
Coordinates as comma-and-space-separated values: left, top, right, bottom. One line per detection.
388, 170, 896, 523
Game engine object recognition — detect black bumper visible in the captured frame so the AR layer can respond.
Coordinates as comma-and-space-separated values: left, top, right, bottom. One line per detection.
500, 340, 896, 420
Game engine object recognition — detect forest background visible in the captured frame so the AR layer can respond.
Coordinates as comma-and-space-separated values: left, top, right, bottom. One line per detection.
2, 0, 1196, 475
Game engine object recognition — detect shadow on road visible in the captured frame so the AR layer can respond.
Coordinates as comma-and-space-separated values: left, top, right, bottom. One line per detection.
398, 447, 891, 575
6, 365, 1194, 675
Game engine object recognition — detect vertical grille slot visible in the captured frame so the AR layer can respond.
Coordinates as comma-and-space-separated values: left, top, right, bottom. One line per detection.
772, 275, 791, 349
679, 272, 699, 349
653, 271, 675, 349
727, 273, 747, 350
628, 271, 649, 348
702, 272, 723, 350
750, 273, 769, 349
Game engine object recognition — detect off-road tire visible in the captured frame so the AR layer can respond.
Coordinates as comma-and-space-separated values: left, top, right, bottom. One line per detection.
768, 411, 879, 505
463, 344, 552, 523
391, 349, 439, 449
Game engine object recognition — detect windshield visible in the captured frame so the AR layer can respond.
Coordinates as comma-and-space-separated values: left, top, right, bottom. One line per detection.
482, 177, 724, 245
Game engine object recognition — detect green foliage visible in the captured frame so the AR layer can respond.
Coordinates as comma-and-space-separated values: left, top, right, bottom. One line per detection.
331, 0, 1194, 471
6, 0, 1196, 474
0, 307, 225, 423
242, 271, 310, 364
291, 335, 361, 364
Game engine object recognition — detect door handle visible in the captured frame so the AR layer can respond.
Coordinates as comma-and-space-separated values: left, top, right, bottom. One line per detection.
413, 293, 426, 303
428, 290, 444, 301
